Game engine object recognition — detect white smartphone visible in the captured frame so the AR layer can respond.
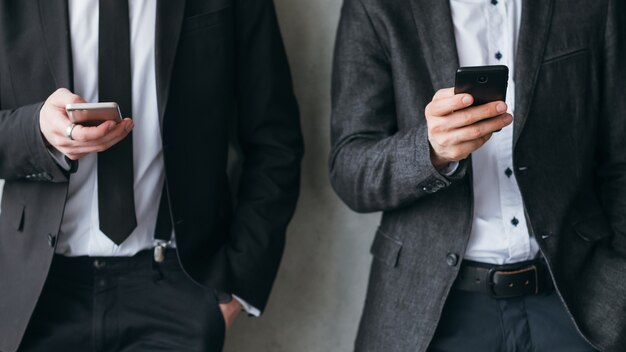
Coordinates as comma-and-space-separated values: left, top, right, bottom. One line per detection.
65, 102, 122, 127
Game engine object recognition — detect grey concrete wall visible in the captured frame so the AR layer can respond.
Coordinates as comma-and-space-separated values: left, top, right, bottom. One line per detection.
224, 1, 380, 351
0, 0, 380, 349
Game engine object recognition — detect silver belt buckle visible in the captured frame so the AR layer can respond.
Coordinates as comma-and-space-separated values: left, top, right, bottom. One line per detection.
153, 240, 170, 263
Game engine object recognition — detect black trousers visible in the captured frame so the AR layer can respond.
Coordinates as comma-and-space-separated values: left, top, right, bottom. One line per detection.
427, 288, 597, 352
18, 250, 225, 352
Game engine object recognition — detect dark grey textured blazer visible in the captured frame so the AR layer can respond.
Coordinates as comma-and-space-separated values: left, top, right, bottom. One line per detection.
330, 0, 626, 351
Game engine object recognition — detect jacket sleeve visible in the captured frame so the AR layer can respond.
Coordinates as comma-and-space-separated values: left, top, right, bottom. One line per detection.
223, 0, 304, 312
0, 101, 70, 183
596, 0, 626, 255
328, 0, 466, 214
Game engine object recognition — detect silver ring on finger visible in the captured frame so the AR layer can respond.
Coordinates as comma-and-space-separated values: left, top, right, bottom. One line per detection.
65, 123, 77, 141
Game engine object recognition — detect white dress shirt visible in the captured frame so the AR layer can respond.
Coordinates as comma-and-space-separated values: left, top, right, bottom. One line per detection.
60, 0, 165, 257
450, 0, 540, 264
59, 0, 257, 315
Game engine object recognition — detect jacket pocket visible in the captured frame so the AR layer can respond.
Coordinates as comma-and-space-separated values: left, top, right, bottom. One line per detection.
573, 212, 613, 242
542, 48, 589, 65
181, 6, 230, 35
370, 229, 402, 267
0, 203, 25, 232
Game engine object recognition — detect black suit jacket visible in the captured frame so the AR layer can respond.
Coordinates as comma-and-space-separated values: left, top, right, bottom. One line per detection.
0, 1, 303, 351
330, 0, 626, 351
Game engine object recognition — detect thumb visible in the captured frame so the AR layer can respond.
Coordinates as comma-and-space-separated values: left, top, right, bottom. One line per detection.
49, 88, 87, 109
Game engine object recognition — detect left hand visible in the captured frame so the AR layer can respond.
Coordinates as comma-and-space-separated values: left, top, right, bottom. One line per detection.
219, 299, 242, 331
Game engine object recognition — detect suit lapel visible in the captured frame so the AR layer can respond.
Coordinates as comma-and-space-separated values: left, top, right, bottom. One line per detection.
37, 0, 73, 90
155, 0, 187, 129
409, 0, 459, 90
513, 0, 554, 146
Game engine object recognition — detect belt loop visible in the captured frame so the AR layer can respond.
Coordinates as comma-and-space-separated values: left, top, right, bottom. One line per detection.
486, 266, 497, 298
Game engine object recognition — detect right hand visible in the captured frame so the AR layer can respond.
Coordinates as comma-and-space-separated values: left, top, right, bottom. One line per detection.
425, 88, 513, 169
39, 88, 134, 160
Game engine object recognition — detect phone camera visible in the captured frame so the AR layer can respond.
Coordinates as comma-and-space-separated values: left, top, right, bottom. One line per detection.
477, 75, 489, 84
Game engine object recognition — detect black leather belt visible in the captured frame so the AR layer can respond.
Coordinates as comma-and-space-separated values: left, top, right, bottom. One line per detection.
453, 259, 554, 299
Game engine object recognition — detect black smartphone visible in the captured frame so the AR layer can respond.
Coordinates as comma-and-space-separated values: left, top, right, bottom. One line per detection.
454, 65, 509, 106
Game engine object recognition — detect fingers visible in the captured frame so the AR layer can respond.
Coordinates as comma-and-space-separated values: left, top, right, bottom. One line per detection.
70, 120, 125, 143
427, 93, 474, 117
89, 119, 134, 146
57, 119, 134, 160
79, 119, 133, 149
432, 88, 455, 101
427, 87, 508, 124
427, 110, 513, 164
47, 88, 86, 109
427, 104, 510, 137
436, 113, 513, 146
443, 101, 508, 129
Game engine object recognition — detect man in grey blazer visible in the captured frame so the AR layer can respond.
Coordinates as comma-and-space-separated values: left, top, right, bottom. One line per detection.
330, 0, 625, 351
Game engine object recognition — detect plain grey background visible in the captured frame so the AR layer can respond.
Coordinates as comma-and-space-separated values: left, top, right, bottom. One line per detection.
225, 1, 379, 350
0, 0, 379, 350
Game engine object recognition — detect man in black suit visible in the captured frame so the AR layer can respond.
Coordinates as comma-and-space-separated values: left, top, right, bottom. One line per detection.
0, 0, 303, 351
330, 0, 625, 351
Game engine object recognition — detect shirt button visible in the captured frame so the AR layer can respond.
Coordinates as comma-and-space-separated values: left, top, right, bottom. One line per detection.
495, 52, 503, 60
446, 253, 459, 267
491, 0, 498, 4
93, 260, 106, 269
511, 217, 520, 226
504, 168, 513, 178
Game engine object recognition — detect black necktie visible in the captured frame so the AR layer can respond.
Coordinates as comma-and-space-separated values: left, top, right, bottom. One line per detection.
98, 0, 137, 244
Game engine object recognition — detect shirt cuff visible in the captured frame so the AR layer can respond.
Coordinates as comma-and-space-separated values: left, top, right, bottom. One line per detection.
47, 147, 72, 171
439, 161, 459, 177
233, 295, 261, 317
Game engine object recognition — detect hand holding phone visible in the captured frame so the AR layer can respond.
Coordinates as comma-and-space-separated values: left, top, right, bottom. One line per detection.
454, 65, 509, 133
424, 66, 513, 169
39, 89, 133, 160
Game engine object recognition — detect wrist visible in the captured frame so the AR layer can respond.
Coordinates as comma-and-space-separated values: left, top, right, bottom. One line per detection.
429, 147, 451, 170
215, 290, 233, 304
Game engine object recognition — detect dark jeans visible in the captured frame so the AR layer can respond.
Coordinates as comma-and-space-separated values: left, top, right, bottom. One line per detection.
427, 288, 597, 352
18, 250, 225, 352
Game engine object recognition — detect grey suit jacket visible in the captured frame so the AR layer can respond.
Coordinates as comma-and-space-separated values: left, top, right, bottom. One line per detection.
330, 0, 626, 351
